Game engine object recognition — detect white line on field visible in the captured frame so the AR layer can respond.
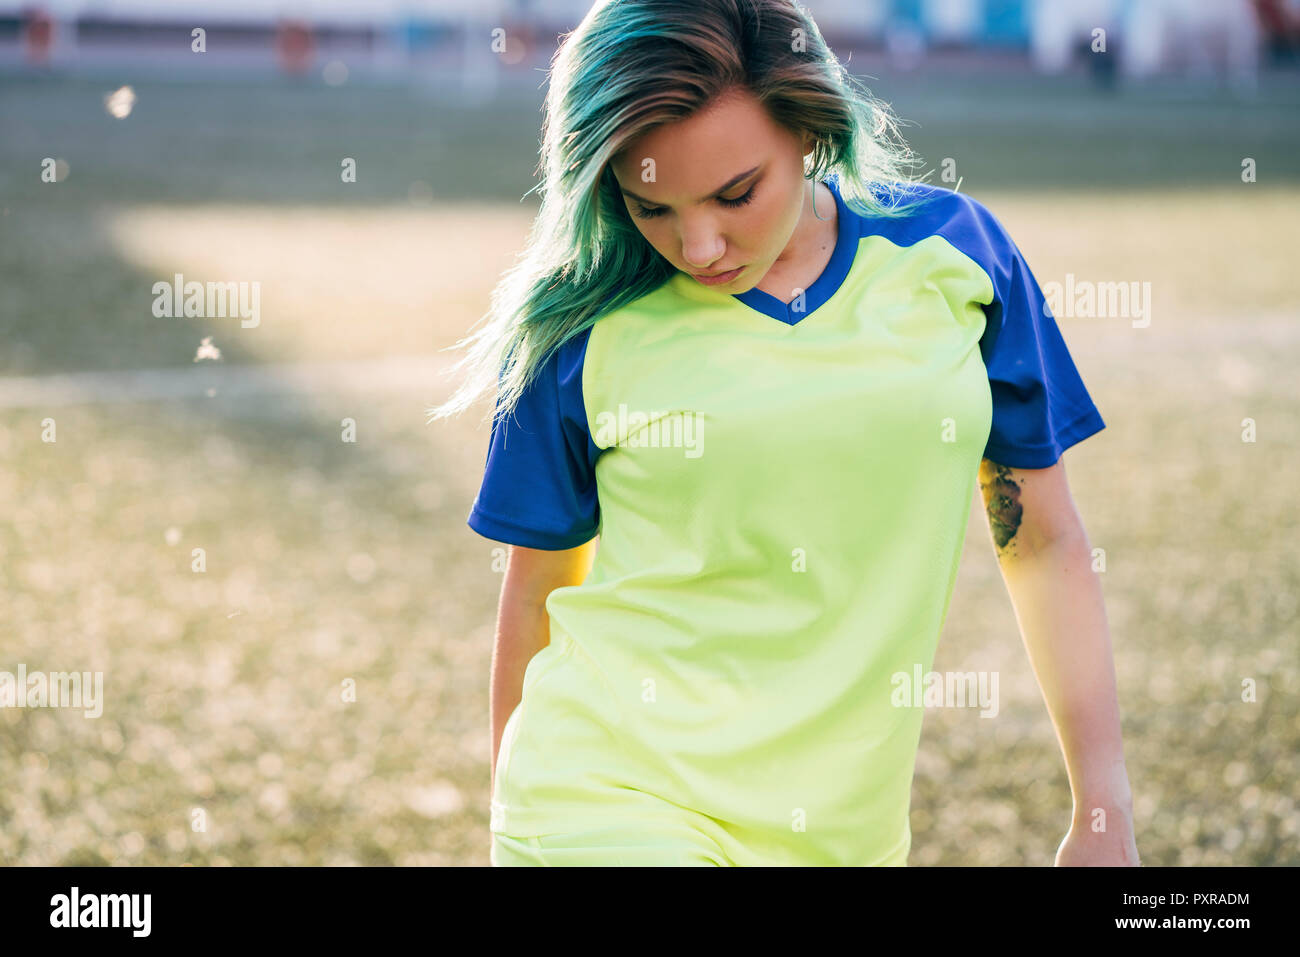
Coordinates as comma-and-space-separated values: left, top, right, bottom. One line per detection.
0, 355, 456, 408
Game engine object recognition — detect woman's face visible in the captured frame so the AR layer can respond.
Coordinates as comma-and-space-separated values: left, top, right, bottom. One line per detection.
609, 86, 816, 291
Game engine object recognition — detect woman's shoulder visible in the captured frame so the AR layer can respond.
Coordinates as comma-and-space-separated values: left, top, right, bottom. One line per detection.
863, 179, 999, 226
853, 180, 1019, 263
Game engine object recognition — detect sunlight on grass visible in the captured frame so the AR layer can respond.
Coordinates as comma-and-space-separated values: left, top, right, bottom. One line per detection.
100, 204, 537, 362
983, 186, 1300, 321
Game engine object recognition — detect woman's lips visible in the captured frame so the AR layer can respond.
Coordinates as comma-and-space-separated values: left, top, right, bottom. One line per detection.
692, 265, 744, 286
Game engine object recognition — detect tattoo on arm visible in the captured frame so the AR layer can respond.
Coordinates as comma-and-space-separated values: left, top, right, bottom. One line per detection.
978, 460, 1023, 553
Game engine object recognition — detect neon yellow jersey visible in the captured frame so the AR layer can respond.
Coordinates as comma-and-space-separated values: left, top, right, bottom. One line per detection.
469, 178, 1105, 865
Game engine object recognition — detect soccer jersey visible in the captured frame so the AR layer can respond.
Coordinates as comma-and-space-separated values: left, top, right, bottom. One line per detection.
468, 176, 1105, 865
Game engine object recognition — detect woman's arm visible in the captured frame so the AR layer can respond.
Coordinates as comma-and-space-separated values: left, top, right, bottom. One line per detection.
976, 457, 1140, 865
490, 538, 598, 796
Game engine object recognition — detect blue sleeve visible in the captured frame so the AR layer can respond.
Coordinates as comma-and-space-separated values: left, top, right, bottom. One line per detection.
466, 328, 602, 549
952, 195, 1107, 469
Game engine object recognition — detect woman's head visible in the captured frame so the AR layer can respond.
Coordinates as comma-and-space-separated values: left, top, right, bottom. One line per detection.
609, 84, 824, 289
428, 0, 923, 426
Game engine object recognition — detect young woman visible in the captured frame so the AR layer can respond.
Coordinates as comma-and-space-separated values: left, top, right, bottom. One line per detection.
429, 0, 1139, 867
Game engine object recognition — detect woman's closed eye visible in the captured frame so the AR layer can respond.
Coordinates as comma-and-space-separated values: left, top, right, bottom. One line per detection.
633, 183, 759, 220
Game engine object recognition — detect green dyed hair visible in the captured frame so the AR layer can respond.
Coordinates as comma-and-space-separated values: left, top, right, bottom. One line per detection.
426, 0, 926, 428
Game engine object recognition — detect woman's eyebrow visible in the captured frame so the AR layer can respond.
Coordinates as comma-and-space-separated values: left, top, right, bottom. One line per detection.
619, 164, 761, 206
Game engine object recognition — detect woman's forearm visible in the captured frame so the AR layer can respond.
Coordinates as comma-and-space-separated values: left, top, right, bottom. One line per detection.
995, 525, 1133, 817
488, 539, 599, 796
490, 598, 551, 795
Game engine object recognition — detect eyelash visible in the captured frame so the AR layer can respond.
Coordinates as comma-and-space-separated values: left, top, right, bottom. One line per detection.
633, 184, 757, 220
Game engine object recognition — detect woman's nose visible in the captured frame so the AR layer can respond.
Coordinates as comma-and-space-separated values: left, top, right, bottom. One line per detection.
679, 228, 726, 270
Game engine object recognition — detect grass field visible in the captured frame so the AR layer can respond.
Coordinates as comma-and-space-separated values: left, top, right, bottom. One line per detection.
0, 67, 1297, 865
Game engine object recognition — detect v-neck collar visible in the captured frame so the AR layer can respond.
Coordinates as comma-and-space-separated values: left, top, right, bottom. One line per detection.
728, 173, 857, 326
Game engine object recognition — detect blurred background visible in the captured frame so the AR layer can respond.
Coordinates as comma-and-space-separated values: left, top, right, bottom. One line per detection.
0, 0, 1296, 866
